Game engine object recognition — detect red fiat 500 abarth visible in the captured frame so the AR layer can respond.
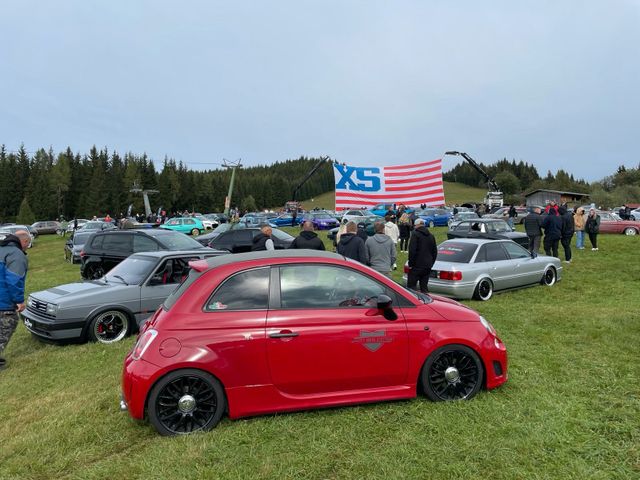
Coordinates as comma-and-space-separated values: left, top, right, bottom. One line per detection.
121, 250, 508, 435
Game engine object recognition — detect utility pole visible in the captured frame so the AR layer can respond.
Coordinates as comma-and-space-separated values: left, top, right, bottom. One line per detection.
130, 182, 159, 218
222, 158, 242, 216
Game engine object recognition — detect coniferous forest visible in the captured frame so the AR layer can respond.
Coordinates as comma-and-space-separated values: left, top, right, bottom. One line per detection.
1, 144, 639, 223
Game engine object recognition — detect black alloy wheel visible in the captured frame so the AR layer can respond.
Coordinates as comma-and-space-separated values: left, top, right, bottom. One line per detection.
422, 345, 483, 401
541, 267, 556, 286
148, 369, 226, 436
473, 278, 493, 301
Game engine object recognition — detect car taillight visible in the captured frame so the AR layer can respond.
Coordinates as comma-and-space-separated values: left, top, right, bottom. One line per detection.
439, 271, 462, 281
131, 329, 158, 360
404, 264, 410, 274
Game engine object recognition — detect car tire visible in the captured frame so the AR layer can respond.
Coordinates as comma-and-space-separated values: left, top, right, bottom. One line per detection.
191, 228, 200, 236
148, 369, 226, 436
624, 227, 637, 236
421, 344, 483, 401
88, 310, 130, 344
473, 278, 493, 301
541, 266, 556, 286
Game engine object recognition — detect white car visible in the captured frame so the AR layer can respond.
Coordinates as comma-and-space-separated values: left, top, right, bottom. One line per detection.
195, 215, 215, 230
0, 225, 35, 248
340, 209, 371, 224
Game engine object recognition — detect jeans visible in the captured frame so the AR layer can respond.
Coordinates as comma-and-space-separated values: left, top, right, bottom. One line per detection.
575, 230, 584, 249
507, 217, 514, 229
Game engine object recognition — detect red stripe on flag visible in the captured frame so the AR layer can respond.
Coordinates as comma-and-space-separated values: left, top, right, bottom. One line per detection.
383, 159, 441, 170
385, 181, 442, 192
336, 189, 445, 201
335, 196, 446, 208
383, 166, 441, 177
384, 173, 442, 185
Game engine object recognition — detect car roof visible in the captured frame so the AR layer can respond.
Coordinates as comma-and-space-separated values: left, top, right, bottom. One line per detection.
130, 249, 220, 259
199, 249, 345, 270
442, 238, 510, 246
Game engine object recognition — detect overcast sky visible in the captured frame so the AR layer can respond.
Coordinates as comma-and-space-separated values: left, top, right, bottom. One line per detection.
1, 1, 638, 181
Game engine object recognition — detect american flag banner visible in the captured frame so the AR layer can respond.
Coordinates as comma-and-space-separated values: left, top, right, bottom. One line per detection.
333, 158, 445, 210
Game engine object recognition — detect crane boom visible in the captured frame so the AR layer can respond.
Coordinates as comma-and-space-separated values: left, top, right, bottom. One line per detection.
445, 151, 503, 208
291, 156, 331, 202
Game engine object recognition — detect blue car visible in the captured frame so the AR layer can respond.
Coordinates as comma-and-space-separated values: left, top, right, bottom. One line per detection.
269, 214, 302, 227
369, 203, 414, 217
415, 208, 452, 227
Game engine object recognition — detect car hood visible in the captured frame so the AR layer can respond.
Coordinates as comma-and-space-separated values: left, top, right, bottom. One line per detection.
31, 281, 132, 307
427, 294, 478, 321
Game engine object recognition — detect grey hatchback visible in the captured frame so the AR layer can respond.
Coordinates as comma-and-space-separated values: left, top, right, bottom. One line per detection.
22, 250, 226, 344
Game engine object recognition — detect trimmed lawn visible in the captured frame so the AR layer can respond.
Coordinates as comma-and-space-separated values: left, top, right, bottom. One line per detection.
0, 231, 638, 479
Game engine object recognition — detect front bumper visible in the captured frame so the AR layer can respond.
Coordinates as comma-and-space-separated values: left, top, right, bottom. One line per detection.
481, 334, 508, 390
21, 308, 86, 341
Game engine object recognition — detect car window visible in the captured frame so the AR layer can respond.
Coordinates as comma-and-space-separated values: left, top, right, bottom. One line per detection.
437, 242, 477, 263
271, 229, 294, 241
279, 265, 385, 309
489, 222, 512, 233
479, 243, 508, 262
133, 235, 160, 252
104, 255, 156, 284
154, 233, 203, 250
149, 257, 198, 285
102, 234, 133, 253
167, 219, 180, 226
184, 219, 196, 225
454, 222, 471, 232
88, 234, 104, 250
73, 232, 92, 245
502, 241, 530, 259
205, 268, 270, 311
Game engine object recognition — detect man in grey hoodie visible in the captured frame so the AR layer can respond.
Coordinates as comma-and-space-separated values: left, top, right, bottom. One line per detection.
365, 222, 396, 277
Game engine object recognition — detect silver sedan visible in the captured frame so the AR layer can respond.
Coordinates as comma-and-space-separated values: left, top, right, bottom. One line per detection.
404, 238, 562, 301
22, 250, 225, 344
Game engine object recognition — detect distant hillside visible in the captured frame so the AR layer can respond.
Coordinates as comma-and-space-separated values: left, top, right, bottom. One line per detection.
299, 182, 486, 210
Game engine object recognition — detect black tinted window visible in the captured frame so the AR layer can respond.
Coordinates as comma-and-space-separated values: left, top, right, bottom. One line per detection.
89, 234, 104, 250
133, 235, 160, 252
437, 242, 477, 263
483, 243, 508, 262
206, 268, 270, 311
102, 234, 133, 253
154, 233, 204, 250
454, 222, 471, 232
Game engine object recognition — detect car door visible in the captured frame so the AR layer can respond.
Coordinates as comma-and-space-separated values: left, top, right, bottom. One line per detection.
101, 234, 133, 271
475, 242, 513, 290
501, 241, 540, 285
266, 264, 409, 396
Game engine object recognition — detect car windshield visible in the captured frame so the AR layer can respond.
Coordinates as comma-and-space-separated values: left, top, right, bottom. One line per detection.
437, 242, 477, 263
487, 221, 512, 233
271, 229, 295, 240
104, 255, 157, 285
314, 214, 333, 219
81, 222, 108, 230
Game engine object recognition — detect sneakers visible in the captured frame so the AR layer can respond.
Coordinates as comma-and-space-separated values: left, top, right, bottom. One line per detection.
592, 248, 599, 251
564, 260, 571, 264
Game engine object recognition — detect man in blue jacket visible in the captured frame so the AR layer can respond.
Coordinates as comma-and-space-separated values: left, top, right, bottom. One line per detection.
0, 231, 30, 370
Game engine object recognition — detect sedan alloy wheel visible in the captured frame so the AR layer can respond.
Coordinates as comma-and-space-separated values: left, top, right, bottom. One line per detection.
422, 345, 483, 401
89, 310, 130, 344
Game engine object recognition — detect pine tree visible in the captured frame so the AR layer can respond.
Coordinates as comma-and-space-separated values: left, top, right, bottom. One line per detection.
16, 198, 35, 225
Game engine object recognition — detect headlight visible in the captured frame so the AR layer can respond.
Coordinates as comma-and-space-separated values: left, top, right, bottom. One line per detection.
479, 315, 497, 336
27, 296, 35, 308
46, 304, 58, 316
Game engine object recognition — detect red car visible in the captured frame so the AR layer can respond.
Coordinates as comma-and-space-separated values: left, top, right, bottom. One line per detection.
121, 251, 508, 435
596, 211, 640, 235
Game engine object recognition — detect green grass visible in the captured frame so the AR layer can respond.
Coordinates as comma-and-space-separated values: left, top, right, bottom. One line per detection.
299, 182, 487, 211
1, 231, 639, 479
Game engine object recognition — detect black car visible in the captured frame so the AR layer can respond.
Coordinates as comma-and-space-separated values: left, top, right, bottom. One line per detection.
447, 218, 529, 249
208, 227, 294, 252
80, 229, 207, 279
195, 222, 247, 246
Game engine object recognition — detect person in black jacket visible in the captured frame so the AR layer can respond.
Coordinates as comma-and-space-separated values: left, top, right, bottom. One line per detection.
542, 209, 562, 257
407, 218, 438, 293
251, 225, 275, 251
337, 221, 366, 264
523, 207, 543, 257
290, 221, 325, 250
559, 205, 574, 263
585, 209, 601, 251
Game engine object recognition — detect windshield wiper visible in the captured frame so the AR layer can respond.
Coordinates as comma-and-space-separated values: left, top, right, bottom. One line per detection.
110, 275, 129, 285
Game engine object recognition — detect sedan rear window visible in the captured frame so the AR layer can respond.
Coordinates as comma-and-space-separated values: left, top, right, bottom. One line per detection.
437, 242, 477, 263
155, 233, 205, 250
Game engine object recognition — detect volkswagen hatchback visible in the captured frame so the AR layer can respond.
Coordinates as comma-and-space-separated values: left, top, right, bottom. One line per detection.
121, 250, 508, 435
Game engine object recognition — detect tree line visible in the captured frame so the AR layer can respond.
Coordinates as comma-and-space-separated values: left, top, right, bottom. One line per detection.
0, 145, 334, 223
443, 158, 640, 206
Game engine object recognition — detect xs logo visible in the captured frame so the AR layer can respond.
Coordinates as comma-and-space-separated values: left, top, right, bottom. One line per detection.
335, 164, 381, 192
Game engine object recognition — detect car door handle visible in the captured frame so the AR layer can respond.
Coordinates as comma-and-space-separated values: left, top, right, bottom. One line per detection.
269, 330, 299, 338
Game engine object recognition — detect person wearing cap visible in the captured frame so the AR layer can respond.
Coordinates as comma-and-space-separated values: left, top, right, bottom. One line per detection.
407, 218, 437, 293
0, 230, 30, 370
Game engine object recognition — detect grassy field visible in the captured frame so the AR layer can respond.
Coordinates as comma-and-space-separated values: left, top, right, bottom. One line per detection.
300, 181, 487, 210
1, 231, 639, 479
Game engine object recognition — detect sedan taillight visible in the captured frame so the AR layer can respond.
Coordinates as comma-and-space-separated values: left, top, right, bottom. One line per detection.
439, 271, 462, 281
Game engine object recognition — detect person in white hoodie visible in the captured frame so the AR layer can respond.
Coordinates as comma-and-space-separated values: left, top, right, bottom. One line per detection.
365, 222, 397, 277
384, 214, 400, 270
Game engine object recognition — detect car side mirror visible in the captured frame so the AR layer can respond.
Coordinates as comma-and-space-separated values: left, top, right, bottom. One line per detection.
377, 294, 398, 321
